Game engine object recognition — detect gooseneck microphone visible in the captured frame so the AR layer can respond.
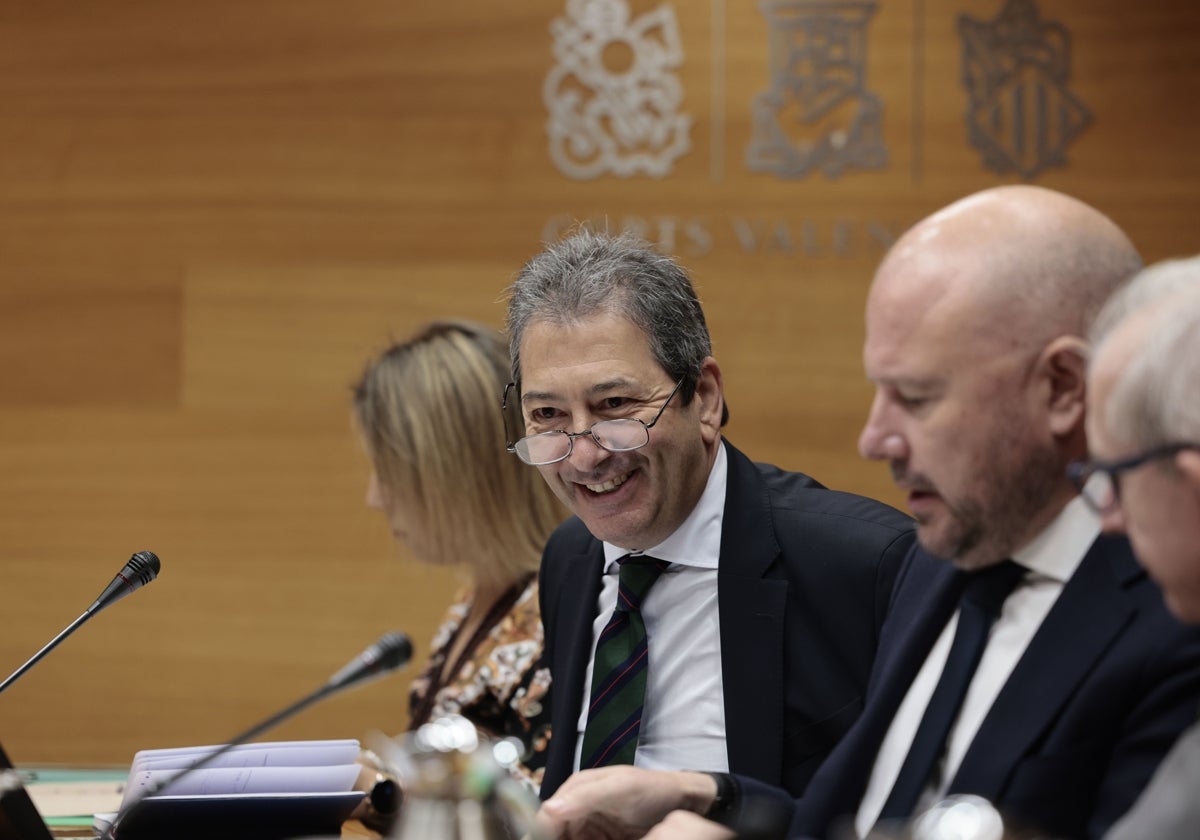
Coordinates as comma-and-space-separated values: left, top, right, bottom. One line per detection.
0, 551, 162, 697
103, 631, 413, 840
324, 631, 414, 692
88, 550, 161, 615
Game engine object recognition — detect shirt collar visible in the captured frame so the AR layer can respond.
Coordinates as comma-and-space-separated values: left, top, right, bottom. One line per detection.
1011, 493, 1101, 583
602, 441, 727, 571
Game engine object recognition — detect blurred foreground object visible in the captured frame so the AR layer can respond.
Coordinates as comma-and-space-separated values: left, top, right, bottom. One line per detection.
854, 795, 1010, 840
910, 796, 1005, 840
369, 715, 538, 839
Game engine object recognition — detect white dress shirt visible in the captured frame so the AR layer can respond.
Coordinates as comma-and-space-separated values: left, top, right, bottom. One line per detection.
573, 443, 729, 773
854, 496, 1101, 837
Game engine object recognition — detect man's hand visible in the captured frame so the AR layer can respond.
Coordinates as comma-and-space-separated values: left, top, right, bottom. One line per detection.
643, 811, 737, 840
533, 767, 717, 839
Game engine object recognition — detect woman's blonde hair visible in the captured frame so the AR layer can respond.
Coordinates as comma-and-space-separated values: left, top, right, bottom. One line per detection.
353, 320, 565, 592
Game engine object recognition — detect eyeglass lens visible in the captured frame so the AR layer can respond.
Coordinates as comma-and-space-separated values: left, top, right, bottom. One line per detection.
517, 419, 650, 465
1084, 470, 1117, 514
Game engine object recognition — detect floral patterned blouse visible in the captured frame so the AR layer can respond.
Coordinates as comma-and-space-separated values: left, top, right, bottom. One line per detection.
408, 573, 551, 789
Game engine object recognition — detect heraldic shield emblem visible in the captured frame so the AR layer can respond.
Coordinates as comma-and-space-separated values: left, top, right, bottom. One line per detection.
746, 0, 887, 180
959, 0, 1092, 178
543, 0, 692, 180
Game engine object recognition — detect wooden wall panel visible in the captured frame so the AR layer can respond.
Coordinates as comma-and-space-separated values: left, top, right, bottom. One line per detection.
0, 0, 1197, 764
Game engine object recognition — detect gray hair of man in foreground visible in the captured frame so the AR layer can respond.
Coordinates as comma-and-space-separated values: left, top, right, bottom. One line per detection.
1089, 255, 1200, 449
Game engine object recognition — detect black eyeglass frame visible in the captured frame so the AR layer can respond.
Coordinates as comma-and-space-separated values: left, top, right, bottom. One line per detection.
501, 377, 686, 466
1067, 442, 1200, 514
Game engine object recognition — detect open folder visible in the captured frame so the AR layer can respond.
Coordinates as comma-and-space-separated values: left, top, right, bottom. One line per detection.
94, 739, 366, 840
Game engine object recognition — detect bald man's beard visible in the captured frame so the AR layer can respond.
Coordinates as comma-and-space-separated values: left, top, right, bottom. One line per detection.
906, 436, 1063, 571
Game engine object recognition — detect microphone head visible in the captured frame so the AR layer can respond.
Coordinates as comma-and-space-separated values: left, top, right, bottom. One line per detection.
128, 551, 162, 585
88, 551, 162, 615
369, 632, 414, 673
325, 631, 413, 692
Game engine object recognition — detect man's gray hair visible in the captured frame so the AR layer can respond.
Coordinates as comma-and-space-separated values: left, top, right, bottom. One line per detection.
1091, 255, 1200, 449
504, 230, 715, 409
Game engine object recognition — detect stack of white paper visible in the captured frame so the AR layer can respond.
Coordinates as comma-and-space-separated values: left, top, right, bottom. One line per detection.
95, 739, 366, 840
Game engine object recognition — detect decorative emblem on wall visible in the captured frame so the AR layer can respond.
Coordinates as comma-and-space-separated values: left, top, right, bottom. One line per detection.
746, 0, 887, 180
543, 0, 692, 179
959, 0, 1092, 178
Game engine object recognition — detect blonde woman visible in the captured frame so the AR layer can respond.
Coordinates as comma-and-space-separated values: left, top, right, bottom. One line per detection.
353, 320, 565, 786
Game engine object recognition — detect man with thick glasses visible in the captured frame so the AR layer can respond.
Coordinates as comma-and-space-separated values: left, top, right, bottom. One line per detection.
503, 230, 915, 834
1079, 256, 1200, 840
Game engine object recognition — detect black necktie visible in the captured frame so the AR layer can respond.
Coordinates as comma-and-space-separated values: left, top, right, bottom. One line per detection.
877, 559, 1026, 822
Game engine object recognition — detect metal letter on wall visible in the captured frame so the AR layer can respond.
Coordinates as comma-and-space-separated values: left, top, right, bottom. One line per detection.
544, 0, 692, 179
746, 0, 887, 180
959, 0, 1092, 178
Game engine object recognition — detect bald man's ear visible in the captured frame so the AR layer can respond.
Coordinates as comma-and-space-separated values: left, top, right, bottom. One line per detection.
1177, 450, 1200, 504
1040, 335, 1089, 437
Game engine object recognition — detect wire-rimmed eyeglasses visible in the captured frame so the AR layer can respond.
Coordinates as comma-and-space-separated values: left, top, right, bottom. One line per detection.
1067, 442, 1200, 514
502, 378, 685, 466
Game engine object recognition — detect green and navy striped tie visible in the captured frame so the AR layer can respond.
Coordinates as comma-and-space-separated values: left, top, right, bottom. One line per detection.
580, 555, 671, 768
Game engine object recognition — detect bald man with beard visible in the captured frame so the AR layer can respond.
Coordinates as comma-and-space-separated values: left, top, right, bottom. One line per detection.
532, 187, 1200, 840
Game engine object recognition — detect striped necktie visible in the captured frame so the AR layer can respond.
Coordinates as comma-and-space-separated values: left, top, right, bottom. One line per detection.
579, 555, 671, 769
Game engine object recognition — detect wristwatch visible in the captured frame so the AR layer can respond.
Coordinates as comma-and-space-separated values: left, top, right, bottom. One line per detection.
701, 771, 738, 826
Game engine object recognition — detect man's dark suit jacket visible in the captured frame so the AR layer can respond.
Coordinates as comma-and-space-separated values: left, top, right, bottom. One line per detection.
736, 535, 1200, 839
537, 439, 916, 799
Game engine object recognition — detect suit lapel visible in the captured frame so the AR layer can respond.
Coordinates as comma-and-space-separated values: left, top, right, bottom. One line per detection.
867, 553, 964, 729
544, 547, 605, 789
718, 444, 787, 780
844, 555, 963, 784
949, 537, 1138, 796
796, 550, 964, 829
720, 574, 788, 780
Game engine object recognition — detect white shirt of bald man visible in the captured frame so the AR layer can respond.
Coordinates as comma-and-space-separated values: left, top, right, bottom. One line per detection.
854, 496, 1097, 836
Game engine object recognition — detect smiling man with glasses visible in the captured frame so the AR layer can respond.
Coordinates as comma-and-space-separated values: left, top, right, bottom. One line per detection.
502, 230, 915, 836
1081, 256, 1200, 840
